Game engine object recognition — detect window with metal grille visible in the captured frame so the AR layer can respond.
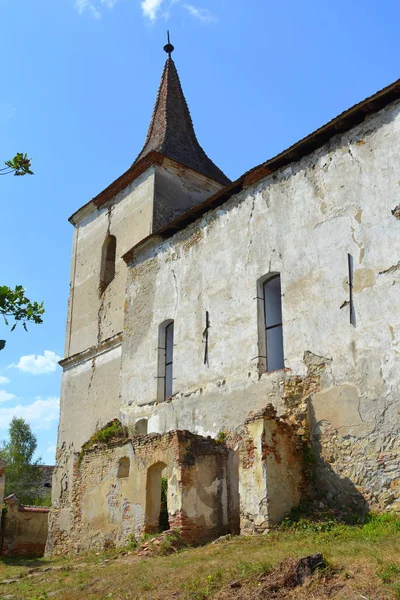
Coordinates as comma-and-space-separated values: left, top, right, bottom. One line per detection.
263, 275, 284, 372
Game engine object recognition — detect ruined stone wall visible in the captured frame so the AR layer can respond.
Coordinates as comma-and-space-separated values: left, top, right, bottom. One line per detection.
121, 99, 400, 512
48, 431, 228, 555
239, 406, 303, 534
2, 496, 49, 557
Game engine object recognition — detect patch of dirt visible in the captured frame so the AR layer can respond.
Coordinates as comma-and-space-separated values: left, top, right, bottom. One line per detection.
215, 554, 327, 599
215, 556, 394, 599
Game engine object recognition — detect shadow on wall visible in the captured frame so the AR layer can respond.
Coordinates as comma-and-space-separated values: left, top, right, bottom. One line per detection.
308, 404, 369, 516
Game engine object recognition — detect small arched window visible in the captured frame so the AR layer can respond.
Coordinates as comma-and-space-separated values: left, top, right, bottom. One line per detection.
117, 457, 130, 478
134, 419, 148, 436
100, 235, 116, 293
157, 320, 174, 401
257, 273, 285, 373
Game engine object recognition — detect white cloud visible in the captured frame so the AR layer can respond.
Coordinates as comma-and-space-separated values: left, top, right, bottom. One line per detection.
0, 390, 16, 403
141, 0, 164, 20
0, 397, 60, 432
75, 0, 102, 18
74, 0, 119, 18
140, 0, 217, 23
0, 376, 10, 385
46, 445, 57, 454
12, 350, 61, 376
183, 3, 217, 22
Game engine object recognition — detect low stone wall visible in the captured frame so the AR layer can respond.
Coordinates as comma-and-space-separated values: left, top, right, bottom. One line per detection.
1, 495, 49, 557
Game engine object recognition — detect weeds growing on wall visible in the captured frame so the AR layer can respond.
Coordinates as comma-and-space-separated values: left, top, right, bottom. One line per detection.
76, 419, 129, 467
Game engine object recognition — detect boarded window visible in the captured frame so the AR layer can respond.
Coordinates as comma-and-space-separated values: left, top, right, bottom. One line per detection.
100, 235, 116, 293
263, 275, 284, 372
117, 457, 130, 478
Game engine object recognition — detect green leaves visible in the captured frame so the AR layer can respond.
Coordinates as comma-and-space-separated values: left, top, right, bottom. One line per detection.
2, 152, 34, 176
0, 285, 44, 351
0, 417, 43, 504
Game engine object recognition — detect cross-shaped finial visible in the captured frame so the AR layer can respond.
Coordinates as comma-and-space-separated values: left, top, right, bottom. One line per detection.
163, 30, 175, 57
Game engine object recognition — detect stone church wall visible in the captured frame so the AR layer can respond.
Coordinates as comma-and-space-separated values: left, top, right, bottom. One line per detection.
121, 98, 400, 513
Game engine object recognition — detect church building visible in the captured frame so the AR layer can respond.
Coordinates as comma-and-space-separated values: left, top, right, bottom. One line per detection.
47, 41, 400, 554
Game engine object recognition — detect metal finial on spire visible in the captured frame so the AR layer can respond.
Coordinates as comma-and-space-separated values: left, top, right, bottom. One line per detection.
163, 30, 174, 58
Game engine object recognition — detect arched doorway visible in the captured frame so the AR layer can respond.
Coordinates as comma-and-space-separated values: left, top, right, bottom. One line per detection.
145, 462, 170, 533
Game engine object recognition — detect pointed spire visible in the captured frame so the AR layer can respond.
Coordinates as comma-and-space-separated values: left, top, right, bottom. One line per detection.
133, 37, 230, 186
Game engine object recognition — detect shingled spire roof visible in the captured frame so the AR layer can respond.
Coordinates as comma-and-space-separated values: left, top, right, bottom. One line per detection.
133, 42, 230, 186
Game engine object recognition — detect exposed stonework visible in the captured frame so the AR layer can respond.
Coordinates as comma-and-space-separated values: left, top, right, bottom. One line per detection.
239, 405, 304, 534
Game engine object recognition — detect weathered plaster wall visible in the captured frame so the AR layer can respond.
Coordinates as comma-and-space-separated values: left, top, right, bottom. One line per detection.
66, 163, 223, 359
2, 495, 49, 557
53, 161, 222, 544
153, 161, 223, 230
66, 168, 156, 358
239, 406, 303, 534
48, 431, 228, 555
121, 99, 400, 511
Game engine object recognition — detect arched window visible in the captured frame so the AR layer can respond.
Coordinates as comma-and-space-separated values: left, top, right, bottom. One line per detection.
134, 419, 148, 436
117, 457, 130, 478
100, 235, 116, 293
257, 274, 284, 373
157, 320, 174, 401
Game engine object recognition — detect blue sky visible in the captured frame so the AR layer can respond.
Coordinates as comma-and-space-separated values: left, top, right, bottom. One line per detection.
0, 0, 399, 463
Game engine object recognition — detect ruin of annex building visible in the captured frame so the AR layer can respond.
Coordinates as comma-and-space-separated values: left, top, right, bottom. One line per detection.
46, 40, 400, 555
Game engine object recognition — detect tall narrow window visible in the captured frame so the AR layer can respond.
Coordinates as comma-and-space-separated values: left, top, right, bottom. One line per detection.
157, 320, 174, 401
164, 321, 174, 399
100, 235, 116, 293
263, 275, 284, 372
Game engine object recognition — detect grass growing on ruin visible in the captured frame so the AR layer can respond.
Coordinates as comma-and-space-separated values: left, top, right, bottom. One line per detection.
0, 514, 400, 599
76, 419, 128, 467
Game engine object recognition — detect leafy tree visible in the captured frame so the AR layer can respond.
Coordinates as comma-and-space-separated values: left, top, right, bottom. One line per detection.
0, 417, 43, 504
0, 154, 43, 350
0, 285, 44, 351
1, 153, 33, 176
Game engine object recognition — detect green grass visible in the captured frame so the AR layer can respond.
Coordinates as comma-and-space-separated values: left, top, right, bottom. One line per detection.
0, 514, 399, 599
